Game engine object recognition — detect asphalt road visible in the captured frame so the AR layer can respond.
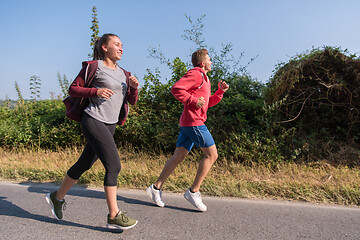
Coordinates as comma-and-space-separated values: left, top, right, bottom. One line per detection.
0, 181, 359, 240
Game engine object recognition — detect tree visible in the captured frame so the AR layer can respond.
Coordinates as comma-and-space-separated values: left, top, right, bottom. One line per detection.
57, 71, 69, 99
182, 14, 207, 49
14, 81, 24, 105
4, 94, 10, 108
116, 14, 265, 159
89, 6, 99, 59
30, 75, 41, 102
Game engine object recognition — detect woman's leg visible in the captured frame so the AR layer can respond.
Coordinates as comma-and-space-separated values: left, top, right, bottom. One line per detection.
59, 143, 98, 199
77, 116, 136, 228
105, 186, 119, 218
56, 174, 77, 200
80, 116, 122, 217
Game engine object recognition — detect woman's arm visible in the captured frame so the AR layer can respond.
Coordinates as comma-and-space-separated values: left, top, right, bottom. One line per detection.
68, 63, 98, 98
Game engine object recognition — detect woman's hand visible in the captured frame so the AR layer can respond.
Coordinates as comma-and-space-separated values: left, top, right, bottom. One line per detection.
97, 88, 114, 99
129, 76, 139, 89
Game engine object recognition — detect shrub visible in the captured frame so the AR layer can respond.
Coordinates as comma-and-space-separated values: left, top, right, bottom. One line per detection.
0, 100, 84, 149
265, 46, 360, 163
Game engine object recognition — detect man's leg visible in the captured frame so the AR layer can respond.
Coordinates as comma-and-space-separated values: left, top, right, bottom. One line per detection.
154, 147, 189, 189
146, 147, 189, 207
183, 144, 217, 212
191, 144, 218, 192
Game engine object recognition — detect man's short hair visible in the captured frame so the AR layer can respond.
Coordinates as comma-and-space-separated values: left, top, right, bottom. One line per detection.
192, 49, 208, 67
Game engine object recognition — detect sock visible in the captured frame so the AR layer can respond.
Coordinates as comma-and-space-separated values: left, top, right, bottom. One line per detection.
189, 188, 195, 193
153, 185, 160, 191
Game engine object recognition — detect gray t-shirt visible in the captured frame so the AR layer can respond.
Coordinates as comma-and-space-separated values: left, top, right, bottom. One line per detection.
84, 60, 127, 124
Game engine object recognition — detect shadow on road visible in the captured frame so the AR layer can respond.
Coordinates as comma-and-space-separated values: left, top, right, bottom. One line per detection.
23, 181, 199, 213
0, 196, 123, 234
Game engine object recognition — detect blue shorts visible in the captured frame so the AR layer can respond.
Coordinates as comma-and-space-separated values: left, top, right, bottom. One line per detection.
176, 125, 215, 152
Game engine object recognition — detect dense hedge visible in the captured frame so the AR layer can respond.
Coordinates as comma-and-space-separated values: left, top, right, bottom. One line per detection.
2, 47, 360, 166
0, 100, 83, 149
0, 56, 270, 163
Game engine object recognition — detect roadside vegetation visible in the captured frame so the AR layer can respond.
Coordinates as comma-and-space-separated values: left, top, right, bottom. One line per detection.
1, 146, 359, 206
1, 12, 359, 207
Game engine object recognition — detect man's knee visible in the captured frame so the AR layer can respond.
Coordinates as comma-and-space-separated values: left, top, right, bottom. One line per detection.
173, 147, 189, 160
203, 145, 218, 161
207, 152, 218, 162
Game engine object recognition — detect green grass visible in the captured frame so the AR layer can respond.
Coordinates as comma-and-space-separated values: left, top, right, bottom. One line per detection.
1, 147, 359, 206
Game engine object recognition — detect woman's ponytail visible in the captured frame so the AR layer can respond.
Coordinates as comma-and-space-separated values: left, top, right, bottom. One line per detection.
92, 33, 119, 60
93, 37, 102, 60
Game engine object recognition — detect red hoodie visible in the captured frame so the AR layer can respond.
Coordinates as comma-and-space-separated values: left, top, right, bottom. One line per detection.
171, 67, 225, 127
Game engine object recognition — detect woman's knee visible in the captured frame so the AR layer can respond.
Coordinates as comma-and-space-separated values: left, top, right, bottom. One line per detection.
104, 169, 121, 186
113, 163, 122, 175
67, 162, 92, 180
107, 161, 121, 175
104, 161, 121, 183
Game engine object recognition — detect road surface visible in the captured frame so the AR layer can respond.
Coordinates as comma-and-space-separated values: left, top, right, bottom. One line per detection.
0, 181, 359, 239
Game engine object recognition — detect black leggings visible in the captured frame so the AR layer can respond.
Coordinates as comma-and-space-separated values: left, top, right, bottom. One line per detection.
67, 113, 121, 186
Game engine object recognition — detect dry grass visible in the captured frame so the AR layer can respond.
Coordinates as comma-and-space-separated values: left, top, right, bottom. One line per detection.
0, 147, 359, 206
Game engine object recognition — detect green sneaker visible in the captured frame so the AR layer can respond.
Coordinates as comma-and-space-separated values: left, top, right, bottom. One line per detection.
107, 211, 138, 230
46, 191, 66, 220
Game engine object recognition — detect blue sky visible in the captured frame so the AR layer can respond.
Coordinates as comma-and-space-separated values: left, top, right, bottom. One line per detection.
1, 0, 360, 100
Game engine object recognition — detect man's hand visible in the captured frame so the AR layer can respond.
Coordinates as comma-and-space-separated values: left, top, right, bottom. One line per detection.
129, 75, 139, 89
196, 96, 205, 108
218, 81, 229, 92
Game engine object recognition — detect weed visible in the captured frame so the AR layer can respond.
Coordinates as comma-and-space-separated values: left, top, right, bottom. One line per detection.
0, 147, 359, 206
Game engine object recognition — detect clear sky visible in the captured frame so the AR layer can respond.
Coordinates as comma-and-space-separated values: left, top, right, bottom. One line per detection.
1, 0, 360, 100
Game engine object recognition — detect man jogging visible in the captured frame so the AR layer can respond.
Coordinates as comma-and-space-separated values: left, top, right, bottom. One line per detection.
146, 49, 229, 211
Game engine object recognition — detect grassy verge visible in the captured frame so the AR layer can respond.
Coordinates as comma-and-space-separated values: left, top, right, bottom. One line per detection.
1, 147, 359, 206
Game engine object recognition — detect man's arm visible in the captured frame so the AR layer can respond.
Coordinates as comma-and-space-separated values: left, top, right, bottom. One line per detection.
171, 71, 199, 106
208, 81, 229, 107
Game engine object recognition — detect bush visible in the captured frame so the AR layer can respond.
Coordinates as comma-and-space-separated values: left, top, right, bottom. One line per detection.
0, 100, 84, 149
265, 46, 360, 164
115, 58, 186, 152
115, 55, 267, 163
0, 14, 276, 164
0, 50, 270, 164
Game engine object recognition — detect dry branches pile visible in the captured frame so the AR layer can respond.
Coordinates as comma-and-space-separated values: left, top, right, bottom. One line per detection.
265, 47, 360, 164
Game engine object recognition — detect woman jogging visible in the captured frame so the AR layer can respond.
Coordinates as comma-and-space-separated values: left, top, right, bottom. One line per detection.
46, 33, 139, 230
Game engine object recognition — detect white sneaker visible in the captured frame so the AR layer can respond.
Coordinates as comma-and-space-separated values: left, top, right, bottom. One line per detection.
146, 184, 165, 207
184, 188, 207, 212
